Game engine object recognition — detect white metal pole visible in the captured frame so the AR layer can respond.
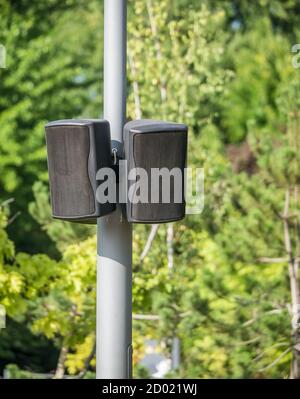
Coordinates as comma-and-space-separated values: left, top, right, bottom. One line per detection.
97, 0, 132, 379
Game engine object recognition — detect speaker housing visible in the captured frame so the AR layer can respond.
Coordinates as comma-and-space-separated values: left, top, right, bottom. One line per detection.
45, 119, 115, 224
123, 119, 188, 224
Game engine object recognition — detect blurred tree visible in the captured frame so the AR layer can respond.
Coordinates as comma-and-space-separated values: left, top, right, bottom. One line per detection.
126, 0, 300, 378
0, 203, 97, 377
0, 0, 103, 255
0, 204, 58, 374
0, 318, 58, 374
1, 0, 299, 380
29, 182, 95, 254
213, 73, 300, 376
127, 0, 232, 131
127, 0, 233, 377
217, 18, 292, 143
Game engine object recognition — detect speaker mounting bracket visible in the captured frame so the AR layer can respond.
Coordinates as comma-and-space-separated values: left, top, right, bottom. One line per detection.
111, 139, 124, 183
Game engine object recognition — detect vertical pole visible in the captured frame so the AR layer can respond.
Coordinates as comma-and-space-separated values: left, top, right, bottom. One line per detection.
171, 337, 181, 371
97, 0, 132, 379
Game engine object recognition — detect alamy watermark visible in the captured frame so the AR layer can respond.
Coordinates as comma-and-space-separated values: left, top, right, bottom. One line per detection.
0, 44, 6, 68
0, 305, 6, 329
96, 161, 205, 215
292, 44, 300, 69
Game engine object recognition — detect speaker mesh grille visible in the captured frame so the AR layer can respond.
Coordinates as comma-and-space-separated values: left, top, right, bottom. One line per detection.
46, 126, 95, 217
131, 131, 186, 222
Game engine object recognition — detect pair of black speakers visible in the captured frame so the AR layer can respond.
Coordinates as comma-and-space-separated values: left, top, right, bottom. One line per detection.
45, 119, 188, 224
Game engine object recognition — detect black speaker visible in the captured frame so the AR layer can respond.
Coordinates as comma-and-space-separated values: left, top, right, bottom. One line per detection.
123, 120, 188, 224
45, 119, 115, 224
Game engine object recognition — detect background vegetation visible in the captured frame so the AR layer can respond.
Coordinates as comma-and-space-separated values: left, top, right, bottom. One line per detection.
0, 0, 299, 378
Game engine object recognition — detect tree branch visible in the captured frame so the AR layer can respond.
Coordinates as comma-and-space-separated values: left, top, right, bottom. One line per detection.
128, 49, 142, 120
167, 224, 174, 271
133, 311, 191, 321
259, 257, 290, 264
77, 341, 96, 379
53, 344, 68, 379
258, 347, 291, 372
140, 224, 159, 261
146, 0, 167, 103
283, 188, 300, 378
8, 211, 21, 225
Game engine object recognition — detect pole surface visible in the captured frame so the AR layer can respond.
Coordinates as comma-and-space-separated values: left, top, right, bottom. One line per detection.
97, 0, 132, 379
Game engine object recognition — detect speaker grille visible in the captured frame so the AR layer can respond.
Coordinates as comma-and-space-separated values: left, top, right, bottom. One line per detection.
46, 125, 95, 217
131, 131, 187, 222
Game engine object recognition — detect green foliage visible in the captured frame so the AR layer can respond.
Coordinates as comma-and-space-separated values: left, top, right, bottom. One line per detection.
0, 0, 103, 253
4, 364, 47, 379
134, 364, 151, 379
0, 0, 300, 379
29, 182, 95, 254
17, 236, 97, 374
0, 319, 58, 373
127, 0, 300, 379
217, 18, 291, 143
128, 0, 232, 131
0, 202, 96, 375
